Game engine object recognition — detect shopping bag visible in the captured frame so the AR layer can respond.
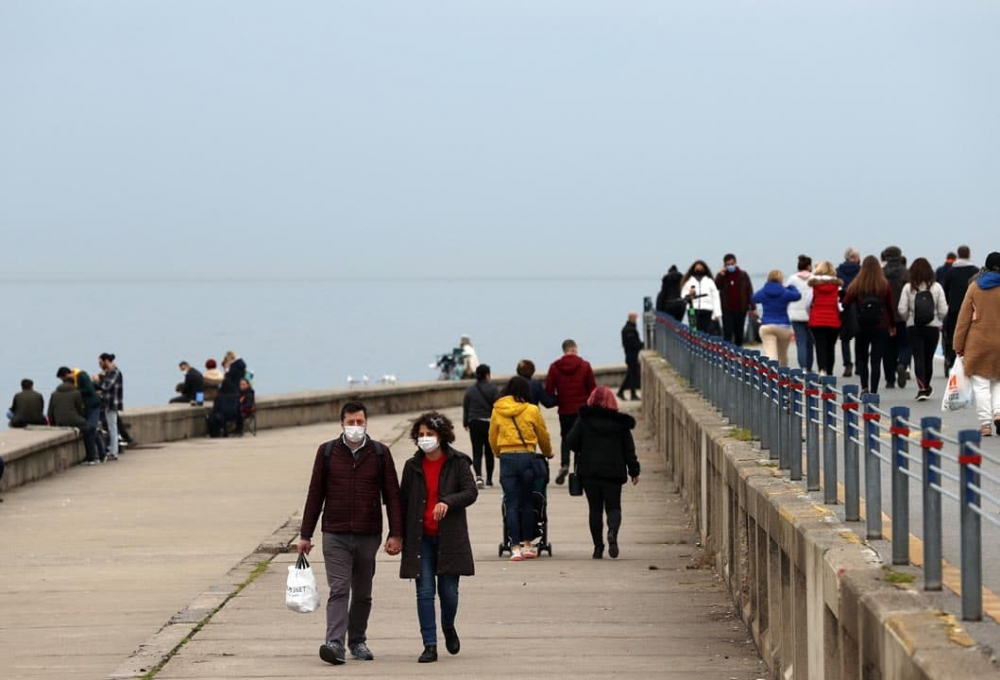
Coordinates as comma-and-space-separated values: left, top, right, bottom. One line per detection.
941, 357, 973, 412
286, 553, 320, 613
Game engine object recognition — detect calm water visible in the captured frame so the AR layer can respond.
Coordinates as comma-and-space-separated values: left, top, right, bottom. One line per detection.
1, 278, 649, 428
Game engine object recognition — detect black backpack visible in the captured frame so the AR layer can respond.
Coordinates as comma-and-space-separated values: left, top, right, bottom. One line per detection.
857, 296, 882, 328
913, 289, 935, 326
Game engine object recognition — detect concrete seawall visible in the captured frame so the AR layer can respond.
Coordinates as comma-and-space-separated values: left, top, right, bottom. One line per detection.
0, 366, 626, 492
640, 352, 997, 679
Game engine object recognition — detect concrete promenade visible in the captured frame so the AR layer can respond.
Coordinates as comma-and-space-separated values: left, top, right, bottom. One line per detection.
0, 401, 765, 679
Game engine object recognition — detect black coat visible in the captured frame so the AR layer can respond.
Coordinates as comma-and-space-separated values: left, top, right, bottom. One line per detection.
399, 445, 478, 578
561, 406, 640, 483
621, 321, 643, 363
182, 368, 205, 400
656, 270, 685, 321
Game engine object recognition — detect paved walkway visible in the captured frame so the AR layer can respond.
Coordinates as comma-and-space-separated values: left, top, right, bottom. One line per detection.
0, 401, 765, 679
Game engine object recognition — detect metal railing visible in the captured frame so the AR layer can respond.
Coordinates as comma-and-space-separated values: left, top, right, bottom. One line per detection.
651, 312, 999, 621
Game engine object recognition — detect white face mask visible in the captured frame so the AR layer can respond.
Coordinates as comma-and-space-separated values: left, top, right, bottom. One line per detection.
417, 436, 439, 453
343, 425, 366, 444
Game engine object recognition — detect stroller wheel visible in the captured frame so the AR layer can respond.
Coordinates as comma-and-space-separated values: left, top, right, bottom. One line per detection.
546, 544, 553, 556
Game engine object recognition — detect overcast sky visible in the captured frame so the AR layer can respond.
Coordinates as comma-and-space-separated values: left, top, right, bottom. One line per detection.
1, 1, 996, 281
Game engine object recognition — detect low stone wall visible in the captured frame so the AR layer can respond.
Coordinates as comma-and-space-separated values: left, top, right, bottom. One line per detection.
640, 352, 996, 680
0, 366, 626, 492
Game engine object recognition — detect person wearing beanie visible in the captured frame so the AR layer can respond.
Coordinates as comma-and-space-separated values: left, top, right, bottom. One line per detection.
953, 252, 1000, 436
881, 246, 911, 390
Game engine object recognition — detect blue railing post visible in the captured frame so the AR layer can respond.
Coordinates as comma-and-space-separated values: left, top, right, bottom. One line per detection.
778, 366, 791, 470
958, 429, 983, 621
768, 361, 781, 461
842, 384, 861, 522
788, 368, 804, 481
805, 373, 820, 491
821, 376, 838, 505
862, 393, 882, 540
921, 416, 943, 591
890, 406, 911, 566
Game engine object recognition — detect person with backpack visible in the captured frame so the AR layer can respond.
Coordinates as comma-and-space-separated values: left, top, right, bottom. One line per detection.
462, 364, 499, 489
806, 261, 843, 376
881, 247, 911, 389
953, 252, 1000, 437
897, 258, 948, 400
296, 401, 404, 666
842, 256, 896, 394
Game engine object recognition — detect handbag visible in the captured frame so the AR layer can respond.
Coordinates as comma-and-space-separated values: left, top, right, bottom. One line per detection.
568, 471, 583, 496
286, 553, 320, 613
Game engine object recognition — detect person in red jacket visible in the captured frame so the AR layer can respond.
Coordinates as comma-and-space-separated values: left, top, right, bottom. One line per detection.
807, 261, 843, 376
545, 339, 597, 438
297, 401, 403, 666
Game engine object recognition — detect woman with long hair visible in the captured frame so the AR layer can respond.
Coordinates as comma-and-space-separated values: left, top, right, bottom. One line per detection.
897, 257, 948, 400
807, 260, 843, 376
679, 260, 722, 333
842, 256, 896, 393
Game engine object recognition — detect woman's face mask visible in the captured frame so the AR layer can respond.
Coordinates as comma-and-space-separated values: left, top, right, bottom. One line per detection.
417, 436, 439, 453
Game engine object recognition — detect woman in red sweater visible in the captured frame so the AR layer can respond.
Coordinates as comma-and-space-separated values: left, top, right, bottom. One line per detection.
807, 261, 843, 376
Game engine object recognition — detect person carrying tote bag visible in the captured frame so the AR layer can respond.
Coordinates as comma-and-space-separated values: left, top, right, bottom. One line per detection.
558, 386, 640, 559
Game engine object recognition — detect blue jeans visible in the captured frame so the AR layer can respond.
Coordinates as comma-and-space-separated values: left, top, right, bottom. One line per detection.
86, 407, 106, 459
500, 453, 538, 545
416, 535, 459, 646
791, 321, 814, 372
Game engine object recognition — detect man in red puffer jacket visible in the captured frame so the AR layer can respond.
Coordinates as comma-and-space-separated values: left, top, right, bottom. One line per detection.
545, 339, 597, 439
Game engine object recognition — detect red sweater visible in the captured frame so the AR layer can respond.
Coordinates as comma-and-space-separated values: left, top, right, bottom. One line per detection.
808, 280, 843, 328
421, 454, 445, 536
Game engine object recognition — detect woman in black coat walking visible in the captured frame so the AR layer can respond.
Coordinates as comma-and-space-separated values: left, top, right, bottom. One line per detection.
399, 412, 478, 663
559, 386, 640, 559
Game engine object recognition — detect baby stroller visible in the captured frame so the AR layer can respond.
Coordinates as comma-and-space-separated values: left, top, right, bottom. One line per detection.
498, 456, 553, 557
433, 348, 466, 381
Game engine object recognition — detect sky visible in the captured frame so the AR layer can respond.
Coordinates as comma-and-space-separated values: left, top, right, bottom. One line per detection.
1, 1, 997, 281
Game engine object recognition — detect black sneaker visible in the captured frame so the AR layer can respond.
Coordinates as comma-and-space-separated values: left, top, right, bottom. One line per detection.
897, 365, 908, 389
349, 641, 374, 660
843, 365, 853, 378
443, 626, 460, 655
418, 645, 438, 663
320, 640, 346, 665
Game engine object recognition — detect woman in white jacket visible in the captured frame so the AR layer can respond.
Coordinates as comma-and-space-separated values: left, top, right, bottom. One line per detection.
680, 260, 722, 334
786, 255, 814, 372
897, 257, 948, 400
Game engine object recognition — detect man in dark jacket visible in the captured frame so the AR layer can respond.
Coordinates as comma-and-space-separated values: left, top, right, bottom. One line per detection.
714, 254, 755, 346
936, 252, 956, 285
170, 361, 205, 404
8, 379, 46, 427
462, 364, 499, 488
836, 247, 861, 377
50, 368, 101, 464
296, 401, 403, 666
617, 312, 644, 401
545, 339, 597, 438
943, 245, 979, 374
881, 246, 911, 389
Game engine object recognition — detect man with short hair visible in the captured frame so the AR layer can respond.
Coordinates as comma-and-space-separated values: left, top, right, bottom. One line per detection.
836, 247, 862, 377
49, 367, 101, 465
936, 252, 956, 285
714, 253, 755, 346
617, 312, 644, 401
8, 379, 46, 427
296, 401, 403, 666
546, 339, 597, 438
881, 246, 910, 389
170, 361, 205, 404
944, 245, 979, 374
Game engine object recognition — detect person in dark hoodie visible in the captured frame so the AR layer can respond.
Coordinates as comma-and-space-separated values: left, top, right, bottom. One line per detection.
545, 339, 597, 438
617, 312, 643, 401
8, 379, 46, 427
655, 265, 685, 321
944, 245, 980, 375
462, 364, 499, 489
836, 247, 862, 377
559, 386, 640, 559
881, 246, 911, 389
50, 367, 101, 465
398, 412, 477, 663
515, 360, 557, 408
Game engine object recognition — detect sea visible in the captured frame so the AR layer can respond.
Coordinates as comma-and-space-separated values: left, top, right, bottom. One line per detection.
1, 277, 653, 429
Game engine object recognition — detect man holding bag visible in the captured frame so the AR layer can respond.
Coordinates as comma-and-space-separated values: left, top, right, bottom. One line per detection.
296, 401, 403, 665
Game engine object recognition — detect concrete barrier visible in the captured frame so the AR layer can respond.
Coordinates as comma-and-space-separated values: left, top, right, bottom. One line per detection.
0, 365, 626, 492
640, 352, 997, 679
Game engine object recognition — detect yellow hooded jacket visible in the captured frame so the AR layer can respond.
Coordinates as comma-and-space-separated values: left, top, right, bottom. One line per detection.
489, 396, 553, 458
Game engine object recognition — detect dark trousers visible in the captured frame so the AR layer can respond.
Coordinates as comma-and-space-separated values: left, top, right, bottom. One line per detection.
559, 413, 578, 439
840, 332, 854, 368
855, 328, 888, 393
468, 419, 493, 483
907, 326, 940, 392
943, 315, 957, 374
322, 532, 381, 646
500, 453, 538, 544
722, 310, 747, 346
619, 360, 640, 398
582, 478, 623, 548
692, 309, 714, 333
811, 327, 840, 375
882, 321, 911, 385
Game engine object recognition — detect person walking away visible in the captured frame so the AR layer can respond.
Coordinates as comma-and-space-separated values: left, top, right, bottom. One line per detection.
296, 401, 404, 665
463, 364, 498, 488
97, 353, 123, 460
936, 252, 956, 285
842, 256, 896, 394
952, 252, 1000, 437
655, 265, 685, 322
50, 367, 101, 465
944, 245, 979, 375
897, 258, 948, 400
8, 379, 46, 427
715, 253, 755, 346
516, 360, 557, 409
836, 247, 862, 377
807, 261, 842, 376
559, 386, 640, 559
545, 339, 597, 438
881, 247, 911, 389
787, 255, 814, 371
680, 260, 722, 333
752, 270, 801, 366
618, 312, 644, 401
399, 412, 477, 663
489, 376, 553, 561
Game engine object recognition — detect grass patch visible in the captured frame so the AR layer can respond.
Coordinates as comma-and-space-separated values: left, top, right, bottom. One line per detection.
757, 460, 779, 468
730, 428, 754, 442
882, 566, 916, 585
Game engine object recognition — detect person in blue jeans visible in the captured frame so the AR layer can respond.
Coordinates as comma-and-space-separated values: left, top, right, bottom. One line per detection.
398, 412, 478, 663
787, 255, 814, 371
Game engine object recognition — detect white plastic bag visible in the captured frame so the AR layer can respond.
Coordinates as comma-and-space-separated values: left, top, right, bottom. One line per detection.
941, 357, 973, 412
286, 553, 320, 613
